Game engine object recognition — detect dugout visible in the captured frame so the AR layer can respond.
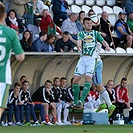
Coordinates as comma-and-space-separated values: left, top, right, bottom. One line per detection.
11, 53, 133, 102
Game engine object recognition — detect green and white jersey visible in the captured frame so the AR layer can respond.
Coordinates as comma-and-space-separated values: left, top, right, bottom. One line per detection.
78, 30, 104, 58
0, 24, 23, 84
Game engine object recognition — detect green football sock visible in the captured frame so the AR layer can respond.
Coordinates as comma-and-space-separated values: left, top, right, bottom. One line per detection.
80, 81, 91, 103
72, 84, 80, 104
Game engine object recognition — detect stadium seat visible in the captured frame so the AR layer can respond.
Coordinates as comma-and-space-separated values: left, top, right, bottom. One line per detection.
67, 0, 74, 6
100, 48, 105, 53
71, 5, 81, 13
86, 0, 95, 6
105, 48, 115, 53
115, 47, 126, 53
103, 6, 113, 13
96, 0, 106, 7
97, 13, 102, 18
106, 0, 115, 6
27, 24, 39, 42
108, 13, 117, 26
113, 6, 123, 16
92, 5, 102, 15
49, 4, 53, 12
126, 47, 133, 53
75, 0, 85, 6
81, 5, 91, 15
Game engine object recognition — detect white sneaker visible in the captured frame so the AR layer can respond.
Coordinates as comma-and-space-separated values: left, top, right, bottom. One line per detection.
16, 122, 23, 126
0, 121, 8, 126
41, 121, 46, 125
54, 122, 62, 125
55, 121, 65, 126
59, 122, 66, 125
46, 121, 53, 126
8, 122, 17, 126
32, 121, 41, 126
64, 121, 72, 125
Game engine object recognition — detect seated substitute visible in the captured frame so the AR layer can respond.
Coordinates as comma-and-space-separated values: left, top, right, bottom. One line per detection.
18, 81, 40, 126
114, 78, 130, 115
84, 83, 100, 110
32, 80, 58, 125
7, 82, 22, 126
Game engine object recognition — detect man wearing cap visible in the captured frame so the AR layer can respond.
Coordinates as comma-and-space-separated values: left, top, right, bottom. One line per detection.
114, 10, 133, 48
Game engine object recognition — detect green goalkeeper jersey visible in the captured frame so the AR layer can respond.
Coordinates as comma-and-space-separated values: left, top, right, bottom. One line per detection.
78, 30, 104, 57
0, 24, 23, 84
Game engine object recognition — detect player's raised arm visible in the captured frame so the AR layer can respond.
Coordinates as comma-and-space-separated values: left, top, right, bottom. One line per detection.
101, 40, 111, 52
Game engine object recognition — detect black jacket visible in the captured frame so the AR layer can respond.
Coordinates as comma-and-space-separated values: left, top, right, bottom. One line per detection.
51, 87, 60, 103
31, 86, 54, 103
54, 38, 74, 52
100, 17, 114, 44
20, 39, 31, 52
8, 90, 19, 105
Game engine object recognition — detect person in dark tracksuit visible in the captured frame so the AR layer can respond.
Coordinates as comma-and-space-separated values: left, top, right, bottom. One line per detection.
7, 82, 22, 126
18, 81, 40, 126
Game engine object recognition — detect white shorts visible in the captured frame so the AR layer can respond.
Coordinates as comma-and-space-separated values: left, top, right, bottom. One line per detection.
0, 82, 10, 108
74, 56, 96, 77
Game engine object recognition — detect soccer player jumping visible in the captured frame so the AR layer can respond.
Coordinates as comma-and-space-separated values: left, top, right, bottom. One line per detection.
67, 17, 115, 117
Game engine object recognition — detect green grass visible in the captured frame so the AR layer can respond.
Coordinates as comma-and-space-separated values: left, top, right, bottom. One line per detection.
0, 125, 133, 133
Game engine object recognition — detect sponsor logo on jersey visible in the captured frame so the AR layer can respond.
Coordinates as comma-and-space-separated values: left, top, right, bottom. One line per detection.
83, 35, 94, 43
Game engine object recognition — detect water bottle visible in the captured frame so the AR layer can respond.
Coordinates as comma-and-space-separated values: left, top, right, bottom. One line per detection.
121, 115, 124, 120
72, 116, 75, 125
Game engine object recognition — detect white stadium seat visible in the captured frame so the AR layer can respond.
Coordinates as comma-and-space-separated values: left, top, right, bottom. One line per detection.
103, 6, 113, 13
27, 24, 39, 41
108, 13, 117, 26
92, 5, 102, 15
49, 4, 53, 12
106, 0, 115, 6
71, 5, 81, 13
126, 47, 133, 53
96, 0, 106, 7
97, 13, 102, 18
81, 5, 91, 15
105, 48, 115, 53
113, 6, 123, 16
67, 0, 74, 6
86, 0, 95, 6
75, 0, 85, 6
115, 47, 126, 53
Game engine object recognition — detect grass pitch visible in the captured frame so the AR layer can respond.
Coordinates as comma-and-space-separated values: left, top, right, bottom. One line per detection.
0, 125, 133, 133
